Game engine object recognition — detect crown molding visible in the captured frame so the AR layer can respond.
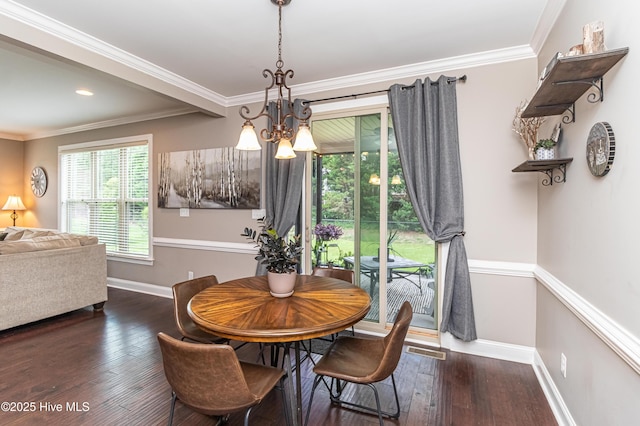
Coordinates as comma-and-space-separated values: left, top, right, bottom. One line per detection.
0, 1, 547, 121
0, 131, 24, 141
227, 45, 536, 107
0, 0, 227, 116
25, 106, 197, 141
529, 0, 568, 55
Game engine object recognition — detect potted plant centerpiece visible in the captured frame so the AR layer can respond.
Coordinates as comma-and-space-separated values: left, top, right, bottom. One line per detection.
535, 138, 556, 160
242, 220, 303, 298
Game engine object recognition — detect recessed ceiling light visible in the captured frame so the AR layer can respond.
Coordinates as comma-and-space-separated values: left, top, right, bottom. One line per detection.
75, 89, 94, 96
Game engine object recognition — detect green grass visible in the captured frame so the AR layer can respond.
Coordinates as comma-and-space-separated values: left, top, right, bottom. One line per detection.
319, 228, 435, 267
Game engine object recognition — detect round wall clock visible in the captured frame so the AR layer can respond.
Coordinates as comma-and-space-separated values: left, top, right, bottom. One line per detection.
30, 166, 48, 197
586, 122, 615, 177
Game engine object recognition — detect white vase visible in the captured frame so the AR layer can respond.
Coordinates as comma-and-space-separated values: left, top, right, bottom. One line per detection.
267, 271, 297, 298
536, 148, 555, 160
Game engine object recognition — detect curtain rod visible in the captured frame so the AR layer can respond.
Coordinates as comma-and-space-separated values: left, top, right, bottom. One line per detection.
304, 75, 467, 105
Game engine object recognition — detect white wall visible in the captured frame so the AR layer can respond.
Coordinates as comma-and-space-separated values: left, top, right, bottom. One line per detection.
535, 0, 640, 424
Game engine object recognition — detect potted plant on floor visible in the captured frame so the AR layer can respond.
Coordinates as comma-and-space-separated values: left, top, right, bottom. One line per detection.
242, 220, 303, 298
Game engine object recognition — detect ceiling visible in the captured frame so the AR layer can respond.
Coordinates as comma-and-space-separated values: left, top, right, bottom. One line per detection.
0, 0, 560, 141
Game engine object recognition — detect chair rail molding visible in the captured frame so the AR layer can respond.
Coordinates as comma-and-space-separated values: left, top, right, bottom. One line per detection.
468, 259, 535, 277
534, 265, 640, 375
153, 236, 257, 255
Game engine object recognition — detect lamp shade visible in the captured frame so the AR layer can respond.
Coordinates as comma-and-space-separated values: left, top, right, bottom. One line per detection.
369, 174, 381, 185
292, 123, 317, 151
391, 175, 402, 185
275, 138, 296, 159
2, 195, 26, 211
236, 122, 262, 150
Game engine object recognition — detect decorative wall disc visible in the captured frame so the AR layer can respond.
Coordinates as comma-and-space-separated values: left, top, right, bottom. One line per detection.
30, 166, 48, 197
586, 121, 615, 177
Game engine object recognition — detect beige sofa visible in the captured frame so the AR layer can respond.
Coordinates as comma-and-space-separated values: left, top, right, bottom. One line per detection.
0, 227, 108, 331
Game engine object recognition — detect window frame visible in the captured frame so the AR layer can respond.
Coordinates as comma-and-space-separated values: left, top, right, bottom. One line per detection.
58, 134, 154, 265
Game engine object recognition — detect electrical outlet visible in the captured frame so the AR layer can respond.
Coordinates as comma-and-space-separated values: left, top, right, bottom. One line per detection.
188, 271, 194, 280
560, 353, 567, 378
180, 208, 189, 217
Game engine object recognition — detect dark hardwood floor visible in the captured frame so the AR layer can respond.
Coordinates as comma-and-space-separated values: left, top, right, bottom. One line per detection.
0, 288, 557, 425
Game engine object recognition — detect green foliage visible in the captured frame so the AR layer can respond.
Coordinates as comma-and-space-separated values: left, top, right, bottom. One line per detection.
535, 139, 556, 150
242, 220, 303, 273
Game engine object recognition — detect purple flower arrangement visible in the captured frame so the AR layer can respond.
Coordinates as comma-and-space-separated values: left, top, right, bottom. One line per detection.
313, 223, 344, 242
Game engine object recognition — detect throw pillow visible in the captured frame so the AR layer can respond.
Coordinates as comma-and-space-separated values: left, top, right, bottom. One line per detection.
4, 230, 25, 241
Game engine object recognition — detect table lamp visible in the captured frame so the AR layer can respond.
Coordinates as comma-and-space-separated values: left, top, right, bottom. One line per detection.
2, 195, 26, 226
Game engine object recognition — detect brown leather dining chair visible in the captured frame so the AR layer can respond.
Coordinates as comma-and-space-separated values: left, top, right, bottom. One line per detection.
157, 332, 290, 426
311, 265, 356, 337
311, 265, 355, 284
304, 301, 413, 426
172, 275, 229, 344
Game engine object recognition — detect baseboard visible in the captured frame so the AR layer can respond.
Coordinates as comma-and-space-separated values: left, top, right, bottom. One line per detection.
440, 332, 535, 364
107, 277, 172, 299
533, 350, 576, 426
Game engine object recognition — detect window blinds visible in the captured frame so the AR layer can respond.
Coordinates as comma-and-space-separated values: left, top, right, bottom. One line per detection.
60, 140, 149, 259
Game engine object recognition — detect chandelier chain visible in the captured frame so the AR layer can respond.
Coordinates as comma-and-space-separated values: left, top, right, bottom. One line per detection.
277, 1, 283, 68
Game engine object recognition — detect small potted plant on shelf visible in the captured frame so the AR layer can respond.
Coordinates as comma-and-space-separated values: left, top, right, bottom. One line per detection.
242, 219, 303, 298
535, 139, 556, 160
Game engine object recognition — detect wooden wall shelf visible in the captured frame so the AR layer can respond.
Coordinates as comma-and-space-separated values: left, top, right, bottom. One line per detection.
512, 158, 573, 186
521, 47, 629, 123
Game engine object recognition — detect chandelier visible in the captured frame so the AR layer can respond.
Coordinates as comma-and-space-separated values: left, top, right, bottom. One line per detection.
235, 0, 316, 159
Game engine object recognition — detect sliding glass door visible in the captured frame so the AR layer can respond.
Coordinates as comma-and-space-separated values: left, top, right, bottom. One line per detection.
305, 106, 437, 335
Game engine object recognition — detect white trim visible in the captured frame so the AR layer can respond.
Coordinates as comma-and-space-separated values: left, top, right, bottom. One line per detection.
440, 333, 535, 365
0, 0, 226, 116
107, 255, 153, 266
468, 259, 535, 277
153, 236, 258, 255
26, 107, 195, 141
0, 0, 540, 115
534, 265, 640, 375
529, 0, 568, 55
107, 277, 172, 299
58, 134, 153, 262
533, 350, 576, 426
228, 46, 536, 106
57, 133, 153, 152
310, 95, 388, 114
0, 131, 23, 141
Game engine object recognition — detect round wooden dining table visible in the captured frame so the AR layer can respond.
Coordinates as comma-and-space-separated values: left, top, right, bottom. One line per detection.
188, 274, 371, 425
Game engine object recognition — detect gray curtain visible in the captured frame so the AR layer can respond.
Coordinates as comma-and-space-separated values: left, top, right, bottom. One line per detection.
388, 75, 476, 341
256, 99, 306, 275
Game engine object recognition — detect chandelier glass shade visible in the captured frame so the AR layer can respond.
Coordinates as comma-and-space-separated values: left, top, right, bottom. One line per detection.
235, 0, 316, 159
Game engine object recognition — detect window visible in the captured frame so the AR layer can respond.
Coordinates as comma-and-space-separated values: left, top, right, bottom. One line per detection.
59, 135, 152, 262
